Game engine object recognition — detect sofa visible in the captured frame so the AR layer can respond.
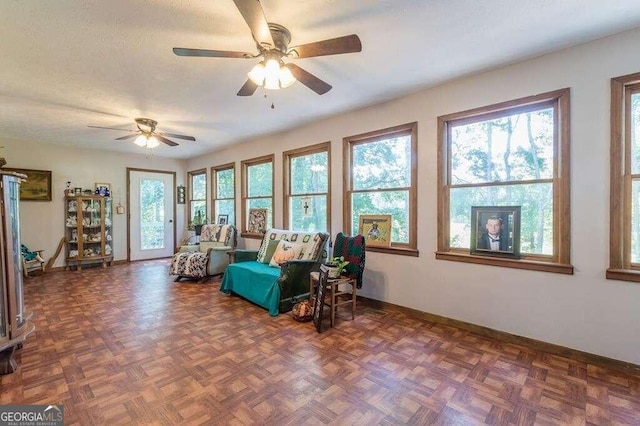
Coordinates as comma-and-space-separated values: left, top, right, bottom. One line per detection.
170, 224, 237, 280
220, 228, 329, 315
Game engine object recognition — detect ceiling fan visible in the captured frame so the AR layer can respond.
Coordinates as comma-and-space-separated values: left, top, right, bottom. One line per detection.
88, 118, 196, 148
173, 0, 362, 96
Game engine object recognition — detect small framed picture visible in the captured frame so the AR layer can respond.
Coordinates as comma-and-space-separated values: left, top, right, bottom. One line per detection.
95, 182, 111, 192
95, 183, 110, 196
74, 187, 82, 195
217, 214, 229, 225
248, 208, 268, 234
177, 185, 186, 204
358, 214, 392, 247
470, 206, 521, 258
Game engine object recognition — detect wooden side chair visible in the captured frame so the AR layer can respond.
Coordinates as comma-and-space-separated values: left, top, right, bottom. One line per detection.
310, 232, 366, 327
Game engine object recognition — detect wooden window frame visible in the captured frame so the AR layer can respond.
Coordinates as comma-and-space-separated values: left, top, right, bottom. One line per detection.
283, 142, 331, 233
608, 72, 640, 282
343, 122, 418, 257
211, 162, 235, 226
187, 168, 207, 223
241, 154, 274, 239
435, 88, 573, 274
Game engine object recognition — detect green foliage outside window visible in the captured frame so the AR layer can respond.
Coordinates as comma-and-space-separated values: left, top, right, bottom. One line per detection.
351, 135, 411, 243
247, 161, 273, 229
289, 152, 328, 232
140, 179, 165, 250
216, 168, 235, 225
189, 171, 207, 226
630, 94, 640, 263
248, 162, 272, 197
449, 108, 554, 255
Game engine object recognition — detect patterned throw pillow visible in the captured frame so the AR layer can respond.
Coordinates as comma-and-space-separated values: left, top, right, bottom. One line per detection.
256, 231, 278, 262
269, 240, 303, 267
260, 240, 281, 264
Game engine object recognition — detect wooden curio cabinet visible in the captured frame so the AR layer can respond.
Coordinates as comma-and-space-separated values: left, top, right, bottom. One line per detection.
0, 171, 35, 374
65, 195, 113, 270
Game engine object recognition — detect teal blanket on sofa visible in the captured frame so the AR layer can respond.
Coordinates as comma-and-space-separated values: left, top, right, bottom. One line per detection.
220, 262, 281, 316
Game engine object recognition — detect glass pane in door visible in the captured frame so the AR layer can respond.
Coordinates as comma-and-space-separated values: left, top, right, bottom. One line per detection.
140, 179, 165, 250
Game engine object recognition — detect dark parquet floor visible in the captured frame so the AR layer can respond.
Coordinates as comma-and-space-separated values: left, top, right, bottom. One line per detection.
1, 260, 639, 425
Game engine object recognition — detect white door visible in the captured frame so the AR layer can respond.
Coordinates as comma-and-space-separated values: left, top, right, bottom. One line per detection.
129, 170, 175, 260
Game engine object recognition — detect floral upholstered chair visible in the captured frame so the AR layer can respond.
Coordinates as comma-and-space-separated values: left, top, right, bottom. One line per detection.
170, 224, 237, 281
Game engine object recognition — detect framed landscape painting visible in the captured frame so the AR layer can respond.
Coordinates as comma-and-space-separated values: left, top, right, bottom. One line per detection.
5, 168, 52, 201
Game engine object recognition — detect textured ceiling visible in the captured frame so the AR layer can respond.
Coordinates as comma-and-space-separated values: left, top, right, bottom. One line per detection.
2, 0, 640, 159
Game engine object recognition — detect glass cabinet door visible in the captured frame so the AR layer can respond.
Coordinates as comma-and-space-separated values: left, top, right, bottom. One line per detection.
105, 198, 112, 257
66, 197, 79, 259
5, 177, 24, 329
84, 198, 102, 257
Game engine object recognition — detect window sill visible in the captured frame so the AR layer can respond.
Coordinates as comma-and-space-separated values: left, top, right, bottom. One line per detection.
606, 269, 640, 283
367, 246, 419, 257
435, 251, 573, 274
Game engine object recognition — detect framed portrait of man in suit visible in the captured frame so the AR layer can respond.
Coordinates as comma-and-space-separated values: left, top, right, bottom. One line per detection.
470, 206, 521, 258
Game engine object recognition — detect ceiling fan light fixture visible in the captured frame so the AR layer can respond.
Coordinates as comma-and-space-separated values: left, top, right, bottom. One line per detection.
247, 61, 266, 86
134, 135, 148, 147
279, 64, 296, 88
263, 58, 281, 90
146, 136, 160, 148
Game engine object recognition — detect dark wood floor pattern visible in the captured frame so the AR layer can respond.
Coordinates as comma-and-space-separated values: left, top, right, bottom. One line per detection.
1, 260, 639, 425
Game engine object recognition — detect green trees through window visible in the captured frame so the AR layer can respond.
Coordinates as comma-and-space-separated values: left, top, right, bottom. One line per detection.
437, 89, 571, 272
242, 155, 274, 235
284, 143, 329, 232
188, 169, 207, 225
609, 74, 640, 281
140, 178, 165, 250
344, 123, 418, 254
212, 164, 235, 226
449, 108, 554, 254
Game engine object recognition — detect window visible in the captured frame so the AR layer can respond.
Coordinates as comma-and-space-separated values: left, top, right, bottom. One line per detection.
608, 72, 640, 282
343, 122, 418, 256
211, 163, 235, 226
241, 154, 274, 237
436, 89, 572, 274
283, 142, 330, 232
188, 169, 207, 225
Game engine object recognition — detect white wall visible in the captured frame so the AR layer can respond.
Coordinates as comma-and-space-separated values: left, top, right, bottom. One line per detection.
2, 139, 187, 267
187, 28, 640, 364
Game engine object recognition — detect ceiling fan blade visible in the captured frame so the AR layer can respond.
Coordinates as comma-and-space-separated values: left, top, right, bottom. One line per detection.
88, 125, 136, 132
156, 135, 179, 147
232, 0, 274, 48
286, 64, 332, 95
173, 47, 252, 59
288, 34, 362, 58
237, 79, 259, 96
158, 132, 196, 141
115, 134, 139, 141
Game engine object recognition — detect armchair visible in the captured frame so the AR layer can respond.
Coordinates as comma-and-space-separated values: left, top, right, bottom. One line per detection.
21, 244, 45, 278
170, 224, 237, 281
